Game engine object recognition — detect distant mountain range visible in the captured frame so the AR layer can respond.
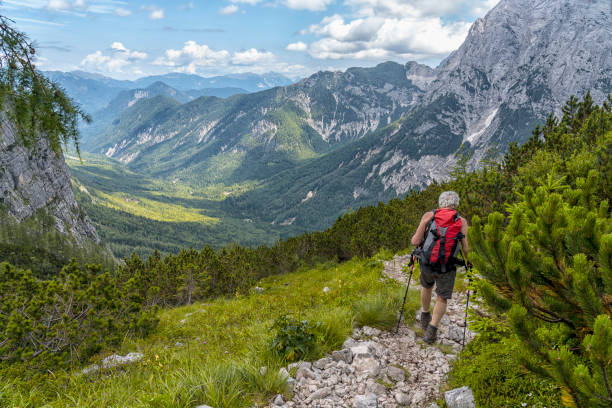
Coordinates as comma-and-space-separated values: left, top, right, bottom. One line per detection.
45, 70, 294, 114
64, 0, 612, 232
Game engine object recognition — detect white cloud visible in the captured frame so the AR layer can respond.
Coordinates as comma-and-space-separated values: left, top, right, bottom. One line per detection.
153, 41, 231, 68
152, 40, 303, 76
232, 48, 275, 65
219, 5, 239, 15
283, 0, 333, 11
148, 6, 165, 20
115, 7, 131, 16
81, 43, 147, 73
286, 41, 308, 51
307, 13, 470, 60
344, 0, 495, 18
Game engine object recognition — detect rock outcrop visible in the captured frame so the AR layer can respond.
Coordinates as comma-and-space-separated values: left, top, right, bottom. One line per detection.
0, 113, 100, 245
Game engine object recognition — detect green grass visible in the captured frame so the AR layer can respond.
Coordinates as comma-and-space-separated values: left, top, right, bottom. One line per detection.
0, 254, 402, 407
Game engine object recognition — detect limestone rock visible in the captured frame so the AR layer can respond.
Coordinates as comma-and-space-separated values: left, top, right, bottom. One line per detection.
354, 393, 378, 408
332, 348, 353, 364
394, 391, 411, 406
386, 366, 406, 382
445, 386, 475, 408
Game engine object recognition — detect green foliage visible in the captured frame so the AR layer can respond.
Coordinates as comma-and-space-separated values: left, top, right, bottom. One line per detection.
0, 261, 158, 368
270, 315, 317, 362
468, 95, 612, 407
0, 15, 89, 154
447, 328, 561, 407
0, 208, 115, 278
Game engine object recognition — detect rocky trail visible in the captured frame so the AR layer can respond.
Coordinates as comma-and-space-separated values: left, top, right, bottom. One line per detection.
272, 254, 476, 408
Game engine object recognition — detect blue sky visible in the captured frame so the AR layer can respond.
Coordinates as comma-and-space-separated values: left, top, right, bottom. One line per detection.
2, 0, 499, 80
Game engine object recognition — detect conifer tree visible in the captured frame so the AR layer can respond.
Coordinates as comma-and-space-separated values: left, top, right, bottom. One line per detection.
0, 14, 89, 154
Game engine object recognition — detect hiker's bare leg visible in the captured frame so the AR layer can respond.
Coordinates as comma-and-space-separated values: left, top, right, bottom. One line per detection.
431, 297, 447, 327
421, 286, 433, 313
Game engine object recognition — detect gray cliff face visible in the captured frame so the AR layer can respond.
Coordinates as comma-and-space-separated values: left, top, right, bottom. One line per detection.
370, 0, 612, 195
0, 114, 100, 245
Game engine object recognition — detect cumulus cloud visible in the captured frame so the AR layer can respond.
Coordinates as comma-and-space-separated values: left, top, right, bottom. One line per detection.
286, 41, 308, 51
152, 40, 302, 75
153, 41, 231, 68
294, 0, 498, 61
81, 42, 147, 73
232, 48, 275, 65
219, 5, 239, 15
307, 14, 470, 60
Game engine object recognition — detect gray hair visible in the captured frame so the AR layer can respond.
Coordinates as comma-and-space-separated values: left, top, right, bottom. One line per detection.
438, 191, 460, 209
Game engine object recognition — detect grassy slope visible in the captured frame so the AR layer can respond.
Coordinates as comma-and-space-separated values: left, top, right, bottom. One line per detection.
67, 153, 302, 258
0, 252, 421, 408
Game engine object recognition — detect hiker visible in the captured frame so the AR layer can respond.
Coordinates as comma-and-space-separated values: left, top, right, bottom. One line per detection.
410, 191, 469, 344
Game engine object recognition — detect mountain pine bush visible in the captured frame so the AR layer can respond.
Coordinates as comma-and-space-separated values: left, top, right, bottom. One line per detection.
0, 260, 158, 369
469, 95, 611, 407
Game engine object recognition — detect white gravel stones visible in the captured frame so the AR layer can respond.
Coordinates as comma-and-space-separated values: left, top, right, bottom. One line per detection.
444, 386, 476, 408
354, 393, 378, 408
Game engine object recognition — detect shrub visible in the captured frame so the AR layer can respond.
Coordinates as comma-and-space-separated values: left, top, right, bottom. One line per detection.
270, 315, 317, 362
0, 261, 158, 369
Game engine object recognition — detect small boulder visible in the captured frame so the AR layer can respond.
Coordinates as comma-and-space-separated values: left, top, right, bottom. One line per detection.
332, 348, 353, 364
445, 386, 476, 408
354, 393, 378, 408
278, 367, 290, 380
447, 325, 464, 343
273, 394, 285, 406
313, 357, 332, 370
394, 392, 411, 406
352, 354, 380, 378
386, 366, 406, 382
305, 386, 331, 402
323, 286, 331, 293
295, 366, 317, 381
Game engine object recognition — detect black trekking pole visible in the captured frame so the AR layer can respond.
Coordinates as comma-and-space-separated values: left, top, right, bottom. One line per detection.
460, 249, 473, 350
395, 253, 416, 334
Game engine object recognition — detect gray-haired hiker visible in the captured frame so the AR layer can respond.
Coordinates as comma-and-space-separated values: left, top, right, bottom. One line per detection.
410, 191, 469, 344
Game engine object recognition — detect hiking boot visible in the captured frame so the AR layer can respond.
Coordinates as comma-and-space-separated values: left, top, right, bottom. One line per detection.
423, 324, 438, 344
420, 311, 432, 330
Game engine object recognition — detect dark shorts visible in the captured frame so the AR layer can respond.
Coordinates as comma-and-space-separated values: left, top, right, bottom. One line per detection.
419, 263, 456, 300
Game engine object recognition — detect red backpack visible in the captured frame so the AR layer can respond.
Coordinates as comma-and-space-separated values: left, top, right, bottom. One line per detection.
418, 208, 464, 273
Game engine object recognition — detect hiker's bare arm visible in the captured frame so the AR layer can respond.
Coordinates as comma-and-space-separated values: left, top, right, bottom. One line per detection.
411, 211, 434, 246
460, 216, 469, 260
